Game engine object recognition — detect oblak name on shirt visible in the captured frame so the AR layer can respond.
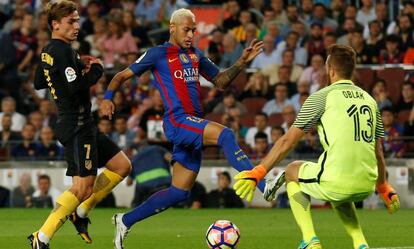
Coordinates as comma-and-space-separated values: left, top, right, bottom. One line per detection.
173, 67, 199, 82
342, 90, 364, 100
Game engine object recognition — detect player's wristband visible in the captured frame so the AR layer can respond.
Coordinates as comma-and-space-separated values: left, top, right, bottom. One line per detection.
376, 182, 393, 193
252, 165, 267, 182
104, 90, 114, 100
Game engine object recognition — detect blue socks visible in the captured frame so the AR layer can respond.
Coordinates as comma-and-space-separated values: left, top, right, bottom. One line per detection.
122, 185, 189, 227
217, 128, 265, 192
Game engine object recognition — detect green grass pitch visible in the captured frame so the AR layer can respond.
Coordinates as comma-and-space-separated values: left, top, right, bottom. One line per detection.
2, 208, 413, 249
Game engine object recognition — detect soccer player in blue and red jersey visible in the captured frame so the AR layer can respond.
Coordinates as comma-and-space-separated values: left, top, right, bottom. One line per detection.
100, 8, 264, 248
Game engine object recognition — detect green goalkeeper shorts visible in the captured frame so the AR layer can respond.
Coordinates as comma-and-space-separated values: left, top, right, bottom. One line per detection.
298, 161, 373, 203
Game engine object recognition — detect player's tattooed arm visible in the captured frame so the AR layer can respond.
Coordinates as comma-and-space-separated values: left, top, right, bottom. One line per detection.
211, 39, 263, 90
211, 59, 246, 90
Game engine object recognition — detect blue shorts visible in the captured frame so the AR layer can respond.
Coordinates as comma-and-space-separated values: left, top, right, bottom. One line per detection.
163, 115, 209, 173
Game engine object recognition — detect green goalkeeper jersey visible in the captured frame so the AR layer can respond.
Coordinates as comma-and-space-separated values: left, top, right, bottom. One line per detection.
293, 80, 384, 194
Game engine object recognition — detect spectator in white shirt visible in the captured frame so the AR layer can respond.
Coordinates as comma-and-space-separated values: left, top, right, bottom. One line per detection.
0, 96, 26, 132
356, 0, 376, 27
274, 31, 308, 66
250, 35, 278, 69
32, 174, 61, 208
262, 84, 293, 116
245, 112, 272, 148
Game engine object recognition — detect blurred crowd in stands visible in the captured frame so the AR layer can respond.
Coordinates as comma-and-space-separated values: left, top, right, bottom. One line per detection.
0, 0, 413, 165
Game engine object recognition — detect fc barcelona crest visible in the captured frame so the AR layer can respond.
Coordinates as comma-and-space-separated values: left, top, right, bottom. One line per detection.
179, 54, 189, 63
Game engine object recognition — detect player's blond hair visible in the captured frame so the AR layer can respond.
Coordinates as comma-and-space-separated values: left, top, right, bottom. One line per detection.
170, 8, 195, 24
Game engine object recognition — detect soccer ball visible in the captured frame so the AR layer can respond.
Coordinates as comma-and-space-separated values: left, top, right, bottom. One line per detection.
206, 220, 240, 249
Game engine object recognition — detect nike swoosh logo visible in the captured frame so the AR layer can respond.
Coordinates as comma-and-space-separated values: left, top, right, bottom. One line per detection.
168, 58, 177, 63
234, 149, 242, 155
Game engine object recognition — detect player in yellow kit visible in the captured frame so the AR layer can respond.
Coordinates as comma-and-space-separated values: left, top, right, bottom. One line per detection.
233, 44, 400, 249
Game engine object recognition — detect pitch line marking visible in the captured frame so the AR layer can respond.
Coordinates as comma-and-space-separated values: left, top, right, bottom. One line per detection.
371, 247, 414, 249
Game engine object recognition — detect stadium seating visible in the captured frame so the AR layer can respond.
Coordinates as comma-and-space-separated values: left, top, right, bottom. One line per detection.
242, 97, 267, 114
239, 113, 256, 127
268, 113, 284, 126
376, 68, 405, 105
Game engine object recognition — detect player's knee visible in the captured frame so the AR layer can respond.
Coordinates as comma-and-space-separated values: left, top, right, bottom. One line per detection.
218, 128, 236, 145
118, 158, 132, 178
169, 185, 190, 204
70, 185, 93, 202
285, 161, 301, 182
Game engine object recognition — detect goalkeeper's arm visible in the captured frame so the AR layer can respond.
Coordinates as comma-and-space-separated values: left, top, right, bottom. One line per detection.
375, 138, 400, 214
234, 127, 305, 201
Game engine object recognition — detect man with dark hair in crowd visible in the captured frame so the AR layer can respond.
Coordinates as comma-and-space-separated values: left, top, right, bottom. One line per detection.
251, 131, 270, 161
0, 113, 22, 150
206, 171, 244, 208
11, 123, 39, 161
37, 126, 64, 161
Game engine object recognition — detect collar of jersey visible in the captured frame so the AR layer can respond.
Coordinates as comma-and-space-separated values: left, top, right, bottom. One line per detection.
331, 79, 354, 85
164, 42, 190, 52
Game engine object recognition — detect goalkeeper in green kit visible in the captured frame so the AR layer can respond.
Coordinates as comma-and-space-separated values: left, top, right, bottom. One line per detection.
233, 44, 400, 249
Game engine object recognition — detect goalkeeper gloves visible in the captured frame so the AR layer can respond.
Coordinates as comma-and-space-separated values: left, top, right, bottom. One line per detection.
376, 182, 400, 214
233, 165, 267, 202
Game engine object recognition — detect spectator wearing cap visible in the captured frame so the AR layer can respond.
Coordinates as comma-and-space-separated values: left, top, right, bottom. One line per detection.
379, 35, 405, 64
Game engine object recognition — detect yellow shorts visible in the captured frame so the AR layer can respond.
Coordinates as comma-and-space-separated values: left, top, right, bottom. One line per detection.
298, 161, 373, 203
